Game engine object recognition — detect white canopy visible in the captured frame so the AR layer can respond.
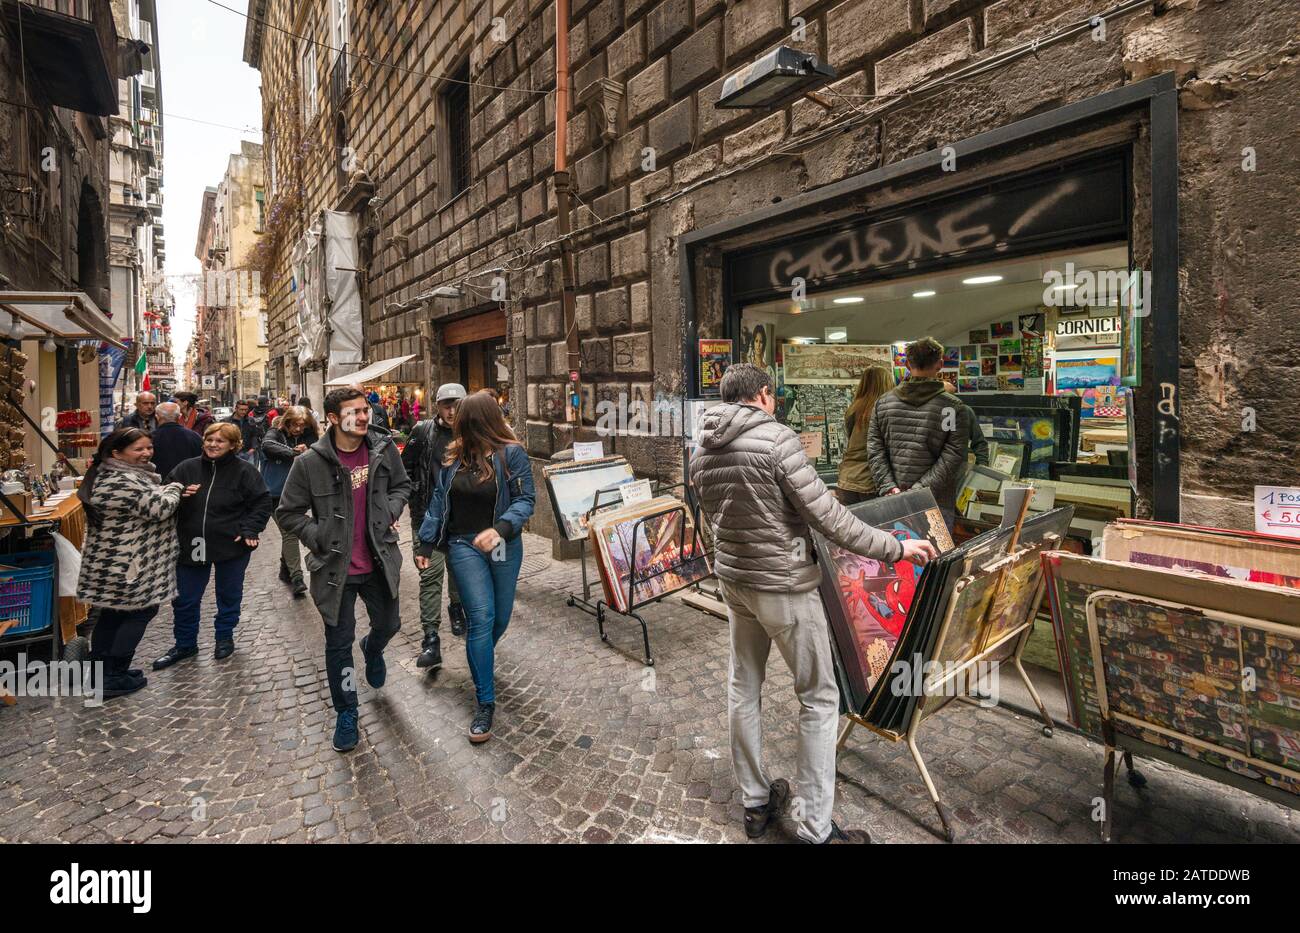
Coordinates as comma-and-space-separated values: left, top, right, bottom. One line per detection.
0, 291, 126, 349
324, 354, 415, 386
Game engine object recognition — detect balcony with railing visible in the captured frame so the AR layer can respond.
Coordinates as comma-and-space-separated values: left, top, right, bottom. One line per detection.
0, 0, 119, 115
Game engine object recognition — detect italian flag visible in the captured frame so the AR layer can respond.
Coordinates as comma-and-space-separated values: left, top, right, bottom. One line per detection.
135, 351, 150, 391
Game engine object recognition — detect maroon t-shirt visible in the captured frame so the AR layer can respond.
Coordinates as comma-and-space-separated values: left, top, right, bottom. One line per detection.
336, 442, 373, 576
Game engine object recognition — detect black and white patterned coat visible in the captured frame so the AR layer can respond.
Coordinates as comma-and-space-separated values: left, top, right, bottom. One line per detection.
76, 468, 183, 610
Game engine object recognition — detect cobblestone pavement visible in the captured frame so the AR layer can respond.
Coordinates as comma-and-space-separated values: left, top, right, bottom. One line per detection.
2, 522, 1297, 845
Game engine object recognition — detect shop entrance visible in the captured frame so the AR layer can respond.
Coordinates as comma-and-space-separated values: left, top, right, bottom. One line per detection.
443, 307, 511, 410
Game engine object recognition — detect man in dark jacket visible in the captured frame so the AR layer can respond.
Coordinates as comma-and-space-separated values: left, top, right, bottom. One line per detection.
691, 363, 936, 845
150, 402, 203, 479
121, 391, 158, 433
276, 387, 411, 754
223, 399, 263, 462
867, 337, 971, 527
400, 382, 466, 671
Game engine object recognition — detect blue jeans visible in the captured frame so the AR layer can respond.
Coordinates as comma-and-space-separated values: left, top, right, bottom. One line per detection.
171, 552, 252, 649
447, 534, 523, 705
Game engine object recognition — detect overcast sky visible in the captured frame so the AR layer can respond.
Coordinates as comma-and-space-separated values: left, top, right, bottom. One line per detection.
157, 0, 262, 376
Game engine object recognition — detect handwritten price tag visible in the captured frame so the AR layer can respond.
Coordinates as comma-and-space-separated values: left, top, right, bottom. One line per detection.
619, 479, 653, 506
1255, 486, 1300, 540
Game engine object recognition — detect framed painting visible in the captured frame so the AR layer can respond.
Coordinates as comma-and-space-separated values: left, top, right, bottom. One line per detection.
782, 343, 892, 384
589, 496, 712, 612
543, 456, 637, 541
966, 395, 1081, 479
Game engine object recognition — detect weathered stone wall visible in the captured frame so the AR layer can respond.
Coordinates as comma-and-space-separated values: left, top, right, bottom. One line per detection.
248, 0, 1300, 528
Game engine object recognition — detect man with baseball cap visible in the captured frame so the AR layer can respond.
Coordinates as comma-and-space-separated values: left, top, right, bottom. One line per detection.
400, 382, 467, 670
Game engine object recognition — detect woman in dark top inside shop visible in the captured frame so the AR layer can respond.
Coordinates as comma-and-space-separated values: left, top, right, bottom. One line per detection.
415, 392, 535, 744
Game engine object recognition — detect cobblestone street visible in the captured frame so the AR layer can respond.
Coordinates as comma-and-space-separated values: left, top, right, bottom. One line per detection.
2, 523, 1297, 845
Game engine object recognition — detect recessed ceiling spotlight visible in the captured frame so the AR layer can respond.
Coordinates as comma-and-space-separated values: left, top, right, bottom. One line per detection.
912, 290, 936, 298
832, 296, 864, 304
962, 275, 1004, 285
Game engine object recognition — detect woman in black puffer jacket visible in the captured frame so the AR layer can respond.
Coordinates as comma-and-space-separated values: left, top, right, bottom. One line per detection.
260, 405, 320, 597
152, 421, 272, 670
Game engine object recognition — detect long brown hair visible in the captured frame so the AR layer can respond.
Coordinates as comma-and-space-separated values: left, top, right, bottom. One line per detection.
846, 365, 896, 434
444, 391, 517, 481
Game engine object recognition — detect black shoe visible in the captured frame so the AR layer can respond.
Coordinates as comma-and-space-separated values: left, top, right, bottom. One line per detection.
812, 821, 871, 845
743, 778, 792, 839
125, 669, 144, 680
101, 675, 147, 699
468, 702, 495, 743
448, 602, 466, 638
214, 640, 235, 661
152, 645, 198, 670
332, 709, 359, 753
292, 577, 308, 599
416, 637, 443, 671
359, 635, 386, 688
279, 560, 291, 583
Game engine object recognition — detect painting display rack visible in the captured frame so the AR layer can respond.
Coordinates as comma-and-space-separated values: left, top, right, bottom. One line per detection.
564, 481, 712, 667
836, 498, 1058, 842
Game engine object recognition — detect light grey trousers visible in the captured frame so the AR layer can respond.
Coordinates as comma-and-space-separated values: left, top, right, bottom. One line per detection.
720, 579, 839, 844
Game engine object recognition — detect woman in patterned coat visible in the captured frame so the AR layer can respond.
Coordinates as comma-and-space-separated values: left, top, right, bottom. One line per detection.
76, 427, 198, 699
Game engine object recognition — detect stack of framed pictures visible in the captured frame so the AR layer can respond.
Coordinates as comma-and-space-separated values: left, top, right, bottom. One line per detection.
542, 456, 636, 541
588, 496, 712, 613
966, 394, 1081, 479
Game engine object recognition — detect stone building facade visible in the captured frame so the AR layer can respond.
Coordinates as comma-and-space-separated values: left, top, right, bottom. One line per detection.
243, 0, 1300, 534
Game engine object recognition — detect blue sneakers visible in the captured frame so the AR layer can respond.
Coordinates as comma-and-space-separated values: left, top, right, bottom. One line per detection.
359, 635, 386, 688
333, 709, 359, 753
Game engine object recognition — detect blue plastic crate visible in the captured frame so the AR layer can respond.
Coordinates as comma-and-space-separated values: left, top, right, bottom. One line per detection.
0, 550, 56, 639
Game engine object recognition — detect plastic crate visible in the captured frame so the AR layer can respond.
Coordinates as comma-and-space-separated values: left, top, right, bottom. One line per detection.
0, 551, 56, 639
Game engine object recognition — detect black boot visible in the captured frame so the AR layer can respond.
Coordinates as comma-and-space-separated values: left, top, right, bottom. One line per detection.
279, 560, 291, 583
448, 602, 467, 638
291, 575, 308, 599
468, 702, 495, 743
416, 634, 443, 671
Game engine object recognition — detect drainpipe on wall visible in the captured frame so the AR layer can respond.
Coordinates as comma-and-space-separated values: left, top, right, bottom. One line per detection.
554, 0, 580, 430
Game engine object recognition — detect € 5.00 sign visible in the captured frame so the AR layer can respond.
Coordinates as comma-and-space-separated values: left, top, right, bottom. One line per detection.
1254, 486, 1300, 540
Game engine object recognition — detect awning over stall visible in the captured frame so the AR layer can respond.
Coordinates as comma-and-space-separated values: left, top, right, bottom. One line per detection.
0, 291, 126, 349
324, 354, 415, 386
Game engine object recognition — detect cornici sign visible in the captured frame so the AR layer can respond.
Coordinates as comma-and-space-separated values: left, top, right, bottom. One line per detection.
1056, 315, 1120, 337
729, 156, 1127, 299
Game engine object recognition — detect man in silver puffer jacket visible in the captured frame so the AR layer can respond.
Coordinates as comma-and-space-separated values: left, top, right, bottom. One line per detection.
691, 363, 936, 844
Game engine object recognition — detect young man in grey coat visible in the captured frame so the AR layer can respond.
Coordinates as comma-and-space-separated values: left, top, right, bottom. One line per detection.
691, 363, 936, 844
276, 387, 411, 753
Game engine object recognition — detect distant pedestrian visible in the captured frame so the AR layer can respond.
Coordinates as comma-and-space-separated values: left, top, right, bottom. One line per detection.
276, 387, 411, 754
261, 405, 321, 598
223, 399, 262, 463
121, 391, 158, 434
76, 428, 197, 698
415, 392, 535, 744
174, 391, 215, 436
401, 382, 467, 671
150, 401, 202, 480
690, 363, 936, 844
153, 422, 272, 669
867, 337, 971, 528
366, 390, 392, 432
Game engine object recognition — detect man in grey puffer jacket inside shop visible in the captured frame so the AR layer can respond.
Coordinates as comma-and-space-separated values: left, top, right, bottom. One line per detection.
690, 363, 937, 845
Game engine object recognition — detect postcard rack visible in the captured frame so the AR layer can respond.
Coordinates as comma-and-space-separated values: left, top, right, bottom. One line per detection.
565, 481, 711, 666
836, 503, 1058, 843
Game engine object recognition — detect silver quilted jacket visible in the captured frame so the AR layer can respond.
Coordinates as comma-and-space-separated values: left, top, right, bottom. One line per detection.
690, 403, 905, 593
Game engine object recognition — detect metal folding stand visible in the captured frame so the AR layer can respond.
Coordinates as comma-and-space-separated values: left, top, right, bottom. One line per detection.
565, 481, 710, 667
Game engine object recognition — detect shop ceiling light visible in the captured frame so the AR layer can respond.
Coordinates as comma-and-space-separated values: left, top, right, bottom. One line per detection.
962, 275, 1004, 285
716, 46, 837, 110
911, 290, 936, 298
832, 296, 864, 304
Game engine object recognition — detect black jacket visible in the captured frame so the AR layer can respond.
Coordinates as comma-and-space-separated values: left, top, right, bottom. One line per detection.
168, 452, 273, 565
151, 421, 203, 480
400, 417, 453, 524
223, 414, 264, 452
121, 410, 157, 434
260, 425, 320, 498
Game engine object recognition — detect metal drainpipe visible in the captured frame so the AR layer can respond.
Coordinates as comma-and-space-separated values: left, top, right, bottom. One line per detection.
554, 0, 580, 430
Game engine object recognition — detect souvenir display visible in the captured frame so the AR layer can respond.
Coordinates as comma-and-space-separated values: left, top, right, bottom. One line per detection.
542, 456, 636, 541
588, 496, 711, 613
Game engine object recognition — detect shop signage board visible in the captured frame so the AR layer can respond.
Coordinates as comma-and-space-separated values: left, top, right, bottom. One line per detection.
1255, 486, 1300, 540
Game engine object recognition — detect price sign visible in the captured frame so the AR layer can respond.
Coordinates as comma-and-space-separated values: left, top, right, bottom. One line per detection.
619, 479, 653, 506
1254, 486, 1300, 540
573, 441, 604, 462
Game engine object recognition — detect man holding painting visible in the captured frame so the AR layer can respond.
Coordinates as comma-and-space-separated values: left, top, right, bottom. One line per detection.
690, 363, 937, 844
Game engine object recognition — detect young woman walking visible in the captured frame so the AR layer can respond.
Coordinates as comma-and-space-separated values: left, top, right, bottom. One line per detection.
76, 428, 196, 698
415, 393, 534, 743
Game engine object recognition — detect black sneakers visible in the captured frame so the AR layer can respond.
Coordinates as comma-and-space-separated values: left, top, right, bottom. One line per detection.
468, 702, 495, 743
416, 636, 443, 671
744, 778, 792, 839
214, 640, 235, 661
817, 821, 871, 844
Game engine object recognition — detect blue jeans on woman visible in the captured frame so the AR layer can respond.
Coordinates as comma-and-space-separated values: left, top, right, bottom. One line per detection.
447, 534, 523, 705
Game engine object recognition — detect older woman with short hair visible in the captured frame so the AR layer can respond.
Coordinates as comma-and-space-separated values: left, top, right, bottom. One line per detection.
153, 422, 272, 669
